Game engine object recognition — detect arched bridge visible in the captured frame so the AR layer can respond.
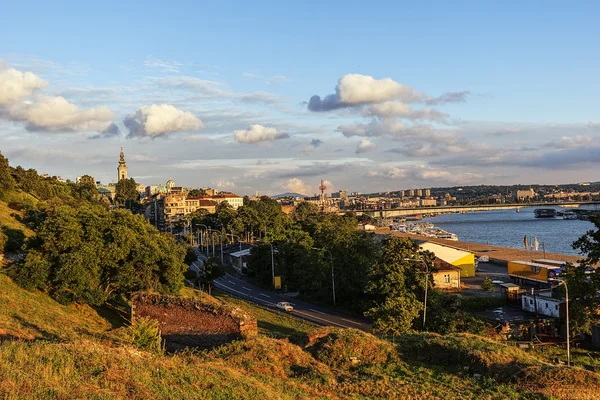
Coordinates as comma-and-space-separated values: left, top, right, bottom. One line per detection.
343, 201, 600, 218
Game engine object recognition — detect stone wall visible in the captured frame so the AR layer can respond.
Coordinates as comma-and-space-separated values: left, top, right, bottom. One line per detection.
132, 293, 257, 352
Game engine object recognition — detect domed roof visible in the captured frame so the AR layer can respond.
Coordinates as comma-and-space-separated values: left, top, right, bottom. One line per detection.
166, 177, 175, 188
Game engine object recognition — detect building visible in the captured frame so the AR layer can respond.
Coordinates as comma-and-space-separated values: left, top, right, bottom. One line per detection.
425, 189, 431, 197
432, 258, 461, 289
516, 188, 536, 201
419, 199, 437, 207
417, 240, 476, 277
166, 178, 176, 192
416, 189, 423, 197
408, 189, 414, 197
117, 147, 128, 182
521, 292, 565, 318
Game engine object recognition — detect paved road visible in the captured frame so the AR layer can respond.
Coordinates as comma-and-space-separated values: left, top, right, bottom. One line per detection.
213, 273, 371, 331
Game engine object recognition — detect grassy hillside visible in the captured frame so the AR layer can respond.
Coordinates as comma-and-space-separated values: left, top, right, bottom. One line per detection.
2, 273, 600, 399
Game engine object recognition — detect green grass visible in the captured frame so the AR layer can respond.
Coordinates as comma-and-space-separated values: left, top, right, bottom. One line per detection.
211, 290, 315, 338
3, 272, 600, 399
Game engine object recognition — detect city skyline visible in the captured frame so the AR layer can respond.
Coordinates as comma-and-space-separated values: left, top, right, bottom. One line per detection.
1, 1, 600, 196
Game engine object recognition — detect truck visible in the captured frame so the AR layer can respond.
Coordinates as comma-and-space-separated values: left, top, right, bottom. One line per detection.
508, 260, 561, 287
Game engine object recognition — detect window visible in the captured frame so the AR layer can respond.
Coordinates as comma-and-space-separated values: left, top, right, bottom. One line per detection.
444, 274, 450, 283
530, 299, 533, 305
555, 305, 558, 310
545, 303, 549, 308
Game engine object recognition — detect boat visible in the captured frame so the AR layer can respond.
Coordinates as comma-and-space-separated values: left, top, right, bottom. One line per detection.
534, 208, 557, 218
516, 208, 521, 213
563, 212, 577, 220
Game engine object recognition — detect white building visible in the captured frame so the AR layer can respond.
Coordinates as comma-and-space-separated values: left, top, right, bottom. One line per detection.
521, 293, 565, 318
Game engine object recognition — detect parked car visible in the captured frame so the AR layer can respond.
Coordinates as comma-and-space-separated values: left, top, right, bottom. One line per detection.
276, 302, 293, 312
478, 255, 490, 263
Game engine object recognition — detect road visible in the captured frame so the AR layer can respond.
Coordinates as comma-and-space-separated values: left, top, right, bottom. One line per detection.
213, 273, 371, 331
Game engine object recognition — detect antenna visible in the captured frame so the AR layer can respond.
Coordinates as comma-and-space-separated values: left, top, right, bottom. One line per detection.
319, 178, 327, 212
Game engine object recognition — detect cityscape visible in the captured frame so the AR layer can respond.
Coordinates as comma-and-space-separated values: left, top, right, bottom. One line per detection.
2, 2, 600, 399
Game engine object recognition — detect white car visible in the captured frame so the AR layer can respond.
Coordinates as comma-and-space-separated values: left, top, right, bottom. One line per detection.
276, 302, 293, 312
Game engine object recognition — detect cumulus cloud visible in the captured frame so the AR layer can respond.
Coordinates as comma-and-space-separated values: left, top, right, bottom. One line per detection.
233, 124, 289, 143
213, 180, 236, 189
0, 63, 48, 105
356, 138, 376, 154
7, 95, 115, 132
124, 104, 202, 138
362, 101, 449, 122
425, 91, 471, 105
308, 73, 423, 112
284, 178, 313, 195
367, 165, 482, 184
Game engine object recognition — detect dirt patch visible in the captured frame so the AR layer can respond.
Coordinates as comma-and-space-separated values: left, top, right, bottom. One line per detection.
132, 293, 257, 352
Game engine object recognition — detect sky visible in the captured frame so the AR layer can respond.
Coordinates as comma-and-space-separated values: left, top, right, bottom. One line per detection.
1, 1, 599, 196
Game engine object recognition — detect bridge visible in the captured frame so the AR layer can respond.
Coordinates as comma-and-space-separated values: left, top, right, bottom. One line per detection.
342, 201, 600, 218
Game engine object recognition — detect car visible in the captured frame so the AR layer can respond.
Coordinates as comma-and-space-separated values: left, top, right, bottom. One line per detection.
276, 302, 293, 312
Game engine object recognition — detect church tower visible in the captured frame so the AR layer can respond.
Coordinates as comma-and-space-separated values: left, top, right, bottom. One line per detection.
117, 147, 128, 182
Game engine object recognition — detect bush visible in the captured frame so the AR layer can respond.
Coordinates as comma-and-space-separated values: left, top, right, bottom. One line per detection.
129, 317, 163, 354
481, 277, 494, 292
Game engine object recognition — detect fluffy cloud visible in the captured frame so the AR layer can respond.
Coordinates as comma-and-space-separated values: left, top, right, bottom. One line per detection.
213, 180, 236, 189
284, 178, 313, 195
0, 63, 48, 105
362, 101, 449, 122
356, 138, 376, 154
308, 73, 423, 111
233, 124, 289, 143
7, 95, 115, 132
124, 104, 202, 138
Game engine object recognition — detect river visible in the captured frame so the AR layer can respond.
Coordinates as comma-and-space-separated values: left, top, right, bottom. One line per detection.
422, 207, 597, 256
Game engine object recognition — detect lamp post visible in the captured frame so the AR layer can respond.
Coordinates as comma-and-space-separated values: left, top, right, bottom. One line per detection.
312, 247, 336, 307
552, 279, 570, 367
405, 257, 429, 330
196, 224, 208, 252
208, 229, 223, 264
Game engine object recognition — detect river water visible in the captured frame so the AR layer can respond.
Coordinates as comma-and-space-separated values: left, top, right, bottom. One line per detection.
422, 207, 598, 256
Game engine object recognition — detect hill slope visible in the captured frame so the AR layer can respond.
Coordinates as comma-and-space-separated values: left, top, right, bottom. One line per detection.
1, 273, 600, 399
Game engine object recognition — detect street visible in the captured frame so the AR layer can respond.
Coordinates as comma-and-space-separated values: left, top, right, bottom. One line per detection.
213, 273, 372, 331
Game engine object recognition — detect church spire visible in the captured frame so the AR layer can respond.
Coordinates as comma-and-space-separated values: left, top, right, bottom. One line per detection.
117, 147, 128, 182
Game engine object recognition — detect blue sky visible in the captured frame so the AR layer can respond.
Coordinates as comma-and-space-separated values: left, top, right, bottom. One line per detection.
1, 1, 599, 195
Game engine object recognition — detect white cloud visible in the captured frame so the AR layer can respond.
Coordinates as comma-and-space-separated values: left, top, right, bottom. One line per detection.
284, 177, 313, 195
0, 63, 48, 105
7, 95, 115, 132
144, 56, 183, 73
362, 101, 449, 122
233, 124, 289, 143
545, 135, 595, 149
356, 138, 376, 154
124, 104, 202, 138
337, 74, 423, 105
213, 180, 236, 189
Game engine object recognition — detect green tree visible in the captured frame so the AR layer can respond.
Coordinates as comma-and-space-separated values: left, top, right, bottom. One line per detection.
76, 174, 99, 201
573, 215, 600, 266
364, 237, 434, 335
15, 206, 187, 305
0, 152, 16, 193
293, 202, 319, 222
115, 178, 139, 205
187, 188, 206, 197
481, 277, 494, 292
198, 258, 225, 294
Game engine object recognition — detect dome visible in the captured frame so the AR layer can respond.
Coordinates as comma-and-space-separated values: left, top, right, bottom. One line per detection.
166, 178, 175, 188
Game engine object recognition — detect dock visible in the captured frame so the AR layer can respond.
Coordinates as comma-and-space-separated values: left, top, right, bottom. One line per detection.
389, 232, 583, 265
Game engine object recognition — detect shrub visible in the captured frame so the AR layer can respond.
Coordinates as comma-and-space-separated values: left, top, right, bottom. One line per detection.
481, 277, 494, 292
129, 317, 163, 354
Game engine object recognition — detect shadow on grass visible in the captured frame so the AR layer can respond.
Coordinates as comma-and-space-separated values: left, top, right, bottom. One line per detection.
11, 314, 62, 342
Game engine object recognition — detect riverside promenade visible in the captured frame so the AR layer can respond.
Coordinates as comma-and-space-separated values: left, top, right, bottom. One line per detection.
389, 231, 583, 265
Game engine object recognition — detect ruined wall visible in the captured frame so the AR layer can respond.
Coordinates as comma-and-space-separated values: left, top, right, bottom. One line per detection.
132, 293, 257, 352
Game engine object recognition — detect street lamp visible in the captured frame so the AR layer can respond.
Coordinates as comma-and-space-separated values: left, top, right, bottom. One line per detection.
405, 257, 430, 330
196, 224, 208, 252
551, 279, 571, 367
312, 247, 336, 307
208, 228, 223, 264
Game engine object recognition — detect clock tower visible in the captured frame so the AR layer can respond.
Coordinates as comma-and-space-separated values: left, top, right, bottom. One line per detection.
117, 147, 128, 182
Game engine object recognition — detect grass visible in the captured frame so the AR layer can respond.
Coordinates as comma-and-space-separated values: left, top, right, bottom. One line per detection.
2, 272, 600, 399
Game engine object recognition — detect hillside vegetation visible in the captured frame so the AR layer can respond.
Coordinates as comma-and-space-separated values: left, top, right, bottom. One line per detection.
2, 272, 600, 399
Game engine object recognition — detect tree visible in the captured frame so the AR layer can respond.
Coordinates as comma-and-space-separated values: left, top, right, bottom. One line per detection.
573, 215, 600, 266
76, 174, 99, 201
0, 152, 16, 193
115, 178, 139, 205
293, 202, 319, 222
14, 206, 187, 305
481, 277, 494, 292
187, 188, 206, 197
198, 258, 225, 295
364, 237, 434, 335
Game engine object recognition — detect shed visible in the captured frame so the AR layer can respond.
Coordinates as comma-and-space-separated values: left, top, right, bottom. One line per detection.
432, 258, 461, 289
417, 240, 476, 277
499, 283, 523, 303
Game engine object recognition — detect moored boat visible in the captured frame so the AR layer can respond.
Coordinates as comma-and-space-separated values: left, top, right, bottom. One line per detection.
534, 208, 557, 218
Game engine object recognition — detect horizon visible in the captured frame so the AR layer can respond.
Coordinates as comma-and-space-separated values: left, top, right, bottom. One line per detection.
1, 1, 600, 196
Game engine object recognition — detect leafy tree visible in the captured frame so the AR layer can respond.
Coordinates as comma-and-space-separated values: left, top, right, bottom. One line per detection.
184, 246, 197, 265
364, 237, 434, 335
481, 277, 494, 292
293, 202, 319, 222
198, 258, 225, 294
14, 206, 187, 305
573, 215, 600, 266
556, 263, 600, 334
0, 152, 16, 193
187, 188, 206, 197
115, 177, 139, 205
76, 175, 98, 201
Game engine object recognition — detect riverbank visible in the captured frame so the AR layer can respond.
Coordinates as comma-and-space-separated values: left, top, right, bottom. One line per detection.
389, 231, 583, 265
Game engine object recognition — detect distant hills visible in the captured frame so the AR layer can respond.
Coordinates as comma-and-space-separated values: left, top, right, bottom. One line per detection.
271, 192, 306, 198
